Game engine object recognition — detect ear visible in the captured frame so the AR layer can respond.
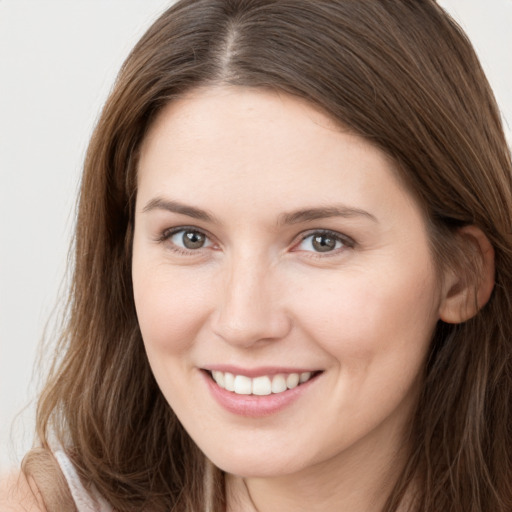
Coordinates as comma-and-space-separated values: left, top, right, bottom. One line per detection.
439, 225, 495, 324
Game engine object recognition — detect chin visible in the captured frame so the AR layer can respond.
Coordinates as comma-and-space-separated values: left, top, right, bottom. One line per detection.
201, 442, 314, 479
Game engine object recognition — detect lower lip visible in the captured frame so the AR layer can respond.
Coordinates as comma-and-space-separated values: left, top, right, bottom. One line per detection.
202, 371, 319, 417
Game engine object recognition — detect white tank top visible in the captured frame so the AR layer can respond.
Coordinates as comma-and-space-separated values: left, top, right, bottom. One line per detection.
53, 450, 113, 512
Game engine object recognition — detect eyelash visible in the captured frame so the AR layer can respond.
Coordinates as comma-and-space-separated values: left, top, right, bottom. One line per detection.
294, 229, 355, 257
157, 227, 355, 256
158, 226, 216, 255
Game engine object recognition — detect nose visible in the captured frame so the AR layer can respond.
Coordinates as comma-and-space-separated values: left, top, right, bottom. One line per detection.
211, 254, 292, 348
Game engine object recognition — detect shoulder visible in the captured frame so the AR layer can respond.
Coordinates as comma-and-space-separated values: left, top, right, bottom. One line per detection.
2, 450, 110, 512
0, 471, 47, 512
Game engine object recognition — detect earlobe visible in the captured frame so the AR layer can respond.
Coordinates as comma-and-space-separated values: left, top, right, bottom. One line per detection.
439, 226, 495, 324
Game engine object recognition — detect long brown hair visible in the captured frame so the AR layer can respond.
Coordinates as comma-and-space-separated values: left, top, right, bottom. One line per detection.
24, 1, 512, 511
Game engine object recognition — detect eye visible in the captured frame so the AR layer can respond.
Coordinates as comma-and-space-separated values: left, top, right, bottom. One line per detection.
166, 228, 214, 251
295, 230, 351, 253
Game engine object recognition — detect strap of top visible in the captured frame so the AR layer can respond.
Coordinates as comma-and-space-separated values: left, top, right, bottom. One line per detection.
53, 450, 113, 512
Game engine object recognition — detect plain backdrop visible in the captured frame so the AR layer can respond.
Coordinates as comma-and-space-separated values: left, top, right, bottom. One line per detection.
1, 0, 511, 473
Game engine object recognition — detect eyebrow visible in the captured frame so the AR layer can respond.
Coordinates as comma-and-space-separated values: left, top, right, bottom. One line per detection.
278, 205, 378, 225
142, 197, 217, 222
142, 197, 377, 225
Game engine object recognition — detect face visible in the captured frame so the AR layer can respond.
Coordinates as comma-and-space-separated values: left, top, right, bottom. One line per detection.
132, 86, 444, 479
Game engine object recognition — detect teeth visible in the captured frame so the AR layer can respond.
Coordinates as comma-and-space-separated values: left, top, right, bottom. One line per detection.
300, 371, 311, 383
210, 370, 315, 395
212, 371, 224, 388
252, 376, 272, 396
234, 375, 252, 395
271, 374, 287, 393
224, 372, 235, 392
286, 373, 299, 389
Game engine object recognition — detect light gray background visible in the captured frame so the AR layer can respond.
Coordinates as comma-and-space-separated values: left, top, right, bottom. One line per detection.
1, 0, 511, 473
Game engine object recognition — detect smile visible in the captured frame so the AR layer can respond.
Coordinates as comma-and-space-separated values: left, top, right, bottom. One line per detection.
202, 368, 322, 416
209, 370, 316, 396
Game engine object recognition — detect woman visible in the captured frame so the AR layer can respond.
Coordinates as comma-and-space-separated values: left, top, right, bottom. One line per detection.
3, 0, 511, 511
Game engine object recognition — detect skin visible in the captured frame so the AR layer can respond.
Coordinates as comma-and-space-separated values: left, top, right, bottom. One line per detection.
132, 86, 451, 512
0, 472, 45, 512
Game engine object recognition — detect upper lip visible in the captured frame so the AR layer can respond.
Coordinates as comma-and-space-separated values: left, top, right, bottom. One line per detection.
201, 365, 321, 378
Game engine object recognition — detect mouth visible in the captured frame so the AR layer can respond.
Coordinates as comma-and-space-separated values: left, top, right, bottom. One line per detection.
205, 369, 322, 396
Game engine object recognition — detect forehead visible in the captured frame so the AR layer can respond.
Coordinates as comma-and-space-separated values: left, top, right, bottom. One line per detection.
140, 86, 346, 170
136, 86, 420, 226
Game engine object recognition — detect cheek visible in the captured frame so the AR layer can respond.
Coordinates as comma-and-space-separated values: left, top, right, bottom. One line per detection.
132, 261, 215, 410
288, 261, 440, 365
286, 263, 440, 442
132, 260, 213, 355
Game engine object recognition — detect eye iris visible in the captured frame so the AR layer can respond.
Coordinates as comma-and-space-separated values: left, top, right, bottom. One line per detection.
183, 231, 205, 249
312, 234, 337, 252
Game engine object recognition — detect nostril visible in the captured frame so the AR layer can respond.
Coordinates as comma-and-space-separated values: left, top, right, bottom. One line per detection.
211, 307, 293, 348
